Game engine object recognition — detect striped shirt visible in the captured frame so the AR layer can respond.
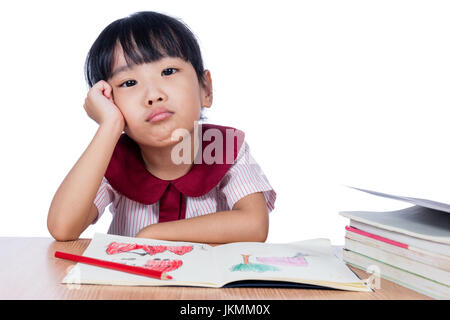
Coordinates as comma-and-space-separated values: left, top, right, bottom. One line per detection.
93, 140, 276, 237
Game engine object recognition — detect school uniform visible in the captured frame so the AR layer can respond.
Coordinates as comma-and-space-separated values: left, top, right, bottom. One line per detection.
93, 123, 276, 237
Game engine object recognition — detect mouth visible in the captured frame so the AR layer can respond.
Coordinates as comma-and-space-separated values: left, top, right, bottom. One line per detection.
146, 107, 174, 123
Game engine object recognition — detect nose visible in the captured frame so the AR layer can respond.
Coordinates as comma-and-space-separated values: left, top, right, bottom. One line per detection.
145, 85, 167, 107
147, 96, 164, 106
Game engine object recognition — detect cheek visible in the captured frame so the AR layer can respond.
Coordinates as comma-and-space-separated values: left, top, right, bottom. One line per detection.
177, 95, 201, 116
113, 93, 134, 116
178, 87, 203, 115
112, 91, 125, 109
178, 106, 202, 129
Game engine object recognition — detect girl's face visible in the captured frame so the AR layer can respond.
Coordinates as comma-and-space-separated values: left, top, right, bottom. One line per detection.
108, 44, 212, 148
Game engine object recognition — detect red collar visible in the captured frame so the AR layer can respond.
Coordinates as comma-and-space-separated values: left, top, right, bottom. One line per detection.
104, 124, 245, 222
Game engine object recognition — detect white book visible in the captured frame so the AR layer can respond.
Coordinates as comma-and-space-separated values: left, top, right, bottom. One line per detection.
349, 220, 450, 257
343, 249, 450, 300
345, 230, 450, 271
344, 237, 450, 285
339, 187, 450, 252
61, 233, 371, 292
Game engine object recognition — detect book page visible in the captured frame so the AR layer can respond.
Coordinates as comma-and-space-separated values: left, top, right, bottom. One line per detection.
211, 239, 369, 290
62, 233, 219, 287
348, 186, 450, 214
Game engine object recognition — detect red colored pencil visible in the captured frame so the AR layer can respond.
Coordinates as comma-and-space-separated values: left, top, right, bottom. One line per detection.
54, 251, 173, 280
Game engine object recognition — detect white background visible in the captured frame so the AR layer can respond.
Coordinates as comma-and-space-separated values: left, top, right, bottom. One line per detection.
0, 0, 449, 245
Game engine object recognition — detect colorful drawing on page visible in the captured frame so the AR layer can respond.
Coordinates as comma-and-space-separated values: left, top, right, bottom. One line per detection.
256, 252, 308, 267
106, 242, 193, 256
230, 254, 280, 273
143, 258, 183, 273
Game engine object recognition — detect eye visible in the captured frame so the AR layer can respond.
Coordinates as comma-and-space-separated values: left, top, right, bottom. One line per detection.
119, 80, 137, 88
161, 68, 178, 76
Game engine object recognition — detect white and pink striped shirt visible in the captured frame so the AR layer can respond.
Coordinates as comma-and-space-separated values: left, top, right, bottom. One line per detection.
93, 140, 276, 237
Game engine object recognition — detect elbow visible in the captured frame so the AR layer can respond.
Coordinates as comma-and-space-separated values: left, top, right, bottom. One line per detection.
48, 226, 79, 242
48, 230, 77, 242
47, 211, 80, 242
254, 223, 269, 242
247, 227, 267, 243
250, 210, 269, 243
47, 223, 76, 242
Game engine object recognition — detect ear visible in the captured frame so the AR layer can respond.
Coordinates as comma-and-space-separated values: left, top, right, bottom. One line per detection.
200, 70, 213, 108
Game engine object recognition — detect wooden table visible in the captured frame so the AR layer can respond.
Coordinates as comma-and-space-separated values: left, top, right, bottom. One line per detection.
0, 237, 432, 300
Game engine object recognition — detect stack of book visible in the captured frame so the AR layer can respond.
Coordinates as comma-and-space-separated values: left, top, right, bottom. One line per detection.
339, 187, 450, 300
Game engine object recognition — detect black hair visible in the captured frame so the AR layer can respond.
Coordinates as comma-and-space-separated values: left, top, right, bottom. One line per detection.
84, 11, 206, 89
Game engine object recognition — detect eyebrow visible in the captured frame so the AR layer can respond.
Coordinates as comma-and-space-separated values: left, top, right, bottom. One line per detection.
110, 57, 183, 79
110, 65, 133, 79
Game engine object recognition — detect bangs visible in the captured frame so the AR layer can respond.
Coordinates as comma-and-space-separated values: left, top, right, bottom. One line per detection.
116, 18, 188, 69
85, 11, 205, 88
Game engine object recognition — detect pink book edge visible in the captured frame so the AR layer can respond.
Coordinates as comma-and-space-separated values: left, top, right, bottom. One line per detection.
345, 225, 409, 250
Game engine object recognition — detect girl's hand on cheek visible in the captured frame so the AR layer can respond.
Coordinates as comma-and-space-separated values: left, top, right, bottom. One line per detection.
84, 80, 125, 129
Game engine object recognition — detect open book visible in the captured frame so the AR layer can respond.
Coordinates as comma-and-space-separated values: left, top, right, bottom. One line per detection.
62, 233, 370, 292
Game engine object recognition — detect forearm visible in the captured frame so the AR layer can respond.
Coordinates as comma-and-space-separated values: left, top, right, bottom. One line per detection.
136, 208, 269, 244
47, 120, 123, 240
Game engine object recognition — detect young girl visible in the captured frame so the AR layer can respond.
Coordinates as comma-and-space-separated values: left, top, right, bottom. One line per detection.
47, 11, 276, 243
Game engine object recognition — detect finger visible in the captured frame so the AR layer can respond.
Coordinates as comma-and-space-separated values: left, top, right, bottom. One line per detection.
93, 80, 105, 90
103, 87, 110, 99
102, 82, 113, 99
93, 80, 108, 94
109, 90, 115, 102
